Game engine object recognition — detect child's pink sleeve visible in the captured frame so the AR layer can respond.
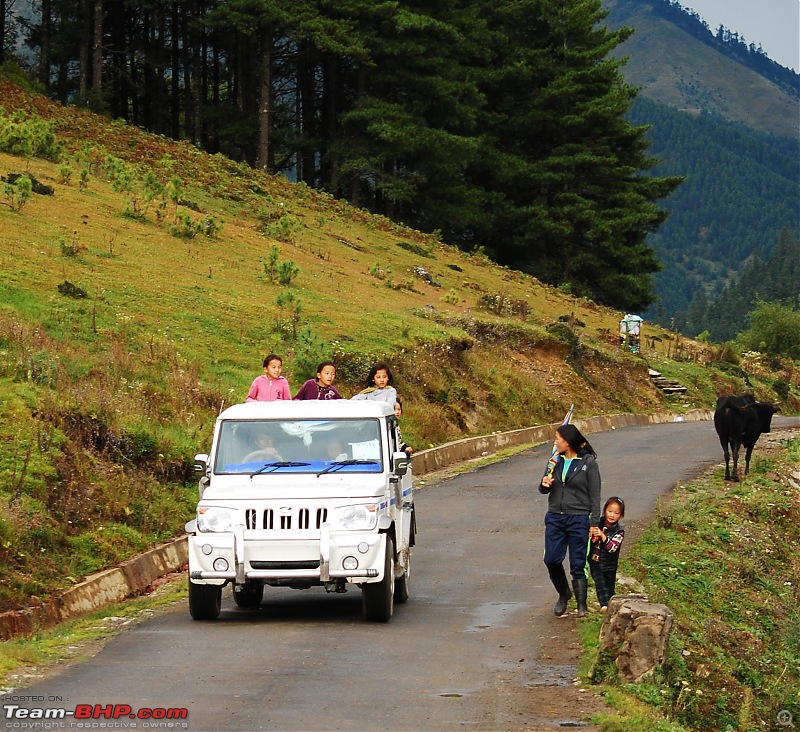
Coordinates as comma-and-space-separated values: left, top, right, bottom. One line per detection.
245, 376, 260, 402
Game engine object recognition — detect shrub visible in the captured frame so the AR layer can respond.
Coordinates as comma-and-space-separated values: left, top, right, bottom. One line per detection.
277, 259, 300, 286
739, 301, 800, 360
59, 233, 86, 257
275, 290, 302, 338
57, 281, 88, 299
773, 379, 790, 400
0, 107, 61, 159
289, 329, 327, 383
58, 164, 73, 185
168, 210, 220, 239
443, 289, 460, 304
3, 173, 32, 211
263, 214, 300, 243
263, 244, 281, 282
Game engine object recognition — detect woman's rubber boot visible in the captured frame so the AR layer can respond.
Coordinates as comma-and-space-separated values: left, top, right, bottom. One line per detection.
548, 566, 572, 617
572, 577, 588, 617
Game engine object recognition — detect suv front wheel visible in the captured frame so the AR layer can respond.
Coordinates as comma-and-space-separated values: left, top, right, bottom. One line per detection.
362, 536, 394, 622
189, 581, 222, 620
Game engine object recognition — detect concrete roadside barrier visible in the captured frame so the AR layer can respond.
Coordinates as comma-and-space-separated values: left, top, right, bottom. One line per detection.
411, 408, 712, 476
0, 409, 712, 640
0, 539, 188, 641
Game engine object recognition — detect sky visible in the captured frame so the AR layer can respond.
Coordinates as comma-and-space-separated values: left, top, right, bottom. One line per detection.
682, 0, 800, 72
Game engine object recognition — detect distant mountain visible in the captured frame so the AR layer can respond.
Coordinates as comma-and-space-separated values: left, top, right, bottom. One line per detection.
605, 0, 799, 138
601, 0, 800, 329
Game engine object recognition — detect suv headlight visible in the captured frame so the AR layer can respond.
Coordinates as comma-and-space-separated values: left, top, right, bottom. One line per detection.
197, 506, 235, 533
330, 504, 378, 531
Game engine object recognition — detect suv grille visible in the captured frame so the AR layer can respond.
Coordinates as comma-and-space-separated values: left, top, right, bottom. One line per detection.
244, 507, 328, 530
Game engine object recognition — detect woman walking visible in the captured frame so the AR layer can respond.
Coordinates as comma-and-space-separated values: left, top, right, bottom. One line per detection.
538, 424, 601, 617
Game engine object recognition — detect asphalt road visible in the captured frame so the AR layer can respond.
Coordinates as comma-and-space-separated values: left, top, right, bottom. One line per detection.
5, 417, 798, 732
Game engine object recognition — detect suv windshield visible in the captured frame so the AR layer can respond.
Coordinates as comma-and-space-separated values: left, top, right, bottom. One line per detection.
214, 418, 383, 474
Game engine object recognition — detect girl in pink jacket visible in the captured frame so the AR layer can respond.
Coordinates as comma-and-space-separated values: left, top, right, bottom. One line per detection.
246, 354, 292, 402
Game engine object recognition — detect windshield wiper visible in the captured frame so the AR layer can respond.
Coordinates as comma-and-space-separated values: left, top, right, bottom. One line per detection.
250, 461, 311, 478
316, 459, 379, 477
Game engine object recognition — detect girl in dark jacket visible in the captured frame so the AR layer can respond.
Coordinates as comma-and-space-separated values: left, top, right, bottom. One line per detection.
539, 424, 601, 617
589, 497, 625, 611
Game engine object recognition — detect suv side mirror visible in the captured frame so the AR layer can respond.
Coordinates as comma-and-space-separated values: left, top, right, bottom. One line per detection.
194, 454, 208, 474
393, 451, 410, 476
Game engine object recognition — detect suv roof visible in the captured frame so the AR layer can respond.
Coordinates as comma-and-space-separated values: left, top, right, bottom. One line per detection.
219, 400, 395, 421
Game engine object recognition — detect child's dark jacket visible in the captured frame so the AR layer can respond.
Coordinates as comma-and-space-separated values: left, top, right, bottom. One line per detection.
590, 520, 624, 572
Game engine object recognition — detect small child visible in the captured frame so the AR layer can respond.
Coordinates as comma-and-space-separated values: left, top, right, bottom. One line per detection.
589, 496, 625, 611
246, 354, 291, 402
394, 399, 413, 456
293, 361, 343, 400
351, 362, 397, 404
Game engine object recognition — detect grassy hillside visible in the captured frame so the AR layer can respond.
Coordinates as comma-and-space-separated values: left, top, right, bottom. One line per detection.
586, 433, 800, 732
0, 75, 797, 614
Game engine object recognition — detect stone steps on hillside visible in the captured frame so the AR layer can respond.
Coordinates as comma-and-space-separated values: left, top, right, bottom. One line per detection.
648, 369, 687, 394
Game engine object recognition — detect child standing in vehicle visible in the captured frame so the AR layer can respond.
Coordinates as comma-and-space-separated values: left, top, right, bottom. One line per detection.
589, 496, 625, 611
246, 354, 291, 402
351, 362, 397, 404
293, 361, 343, 400
394, 399, 413, 456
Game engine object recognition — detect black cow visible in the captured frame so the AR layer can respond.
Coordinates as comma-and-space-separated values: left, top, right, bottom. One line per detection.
714, 394, 779, 481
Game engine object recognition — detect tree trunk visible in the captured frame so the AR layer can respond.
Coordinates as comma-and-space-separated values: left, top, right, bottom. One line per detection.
298, 39, 317, 184
183, 4, 194, 143
56, 5, 69, 103
210, 35, 221, 152
38, 0, 52, 89
79, 0, 90, 104
349, 63, 367, 207
192, 1, 203, 145
0, 0, 6, 64
256, 30, 272, 171
170, 1, 181, 139
320, 54, 338, 191
92, 0, 103, 97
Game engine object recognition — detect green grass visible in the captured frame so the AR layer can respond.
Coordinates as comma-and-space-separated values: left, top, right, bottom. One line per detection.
584, 437, 800, 732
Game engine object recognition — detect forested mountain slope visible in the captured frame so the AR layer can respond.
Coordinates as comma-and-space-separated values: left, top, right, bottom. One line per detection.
680, 228, 800, 342
0, 0, 684, 312
601, 0, 800, 325
629, 96, 799, 321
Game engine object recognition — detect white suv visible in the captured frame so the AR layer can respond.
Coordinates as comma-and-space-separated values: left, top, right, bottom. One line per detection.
186, 400, 415, 622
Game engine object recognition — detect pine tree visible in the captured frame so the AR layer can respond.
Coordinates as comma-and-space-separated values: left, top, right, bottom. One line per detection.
329, 0, 484, 227
465, 0, 682, 311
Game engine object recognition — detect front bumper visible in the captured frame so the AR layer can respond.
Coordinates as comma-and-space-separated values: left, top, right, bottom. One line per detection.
188, 523, 386, 584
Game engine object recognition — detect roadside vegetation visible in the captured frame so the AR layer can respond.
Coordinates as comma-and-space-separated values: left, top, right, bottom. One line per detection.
0, 77, 798, 638
583, 436, 800, 732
